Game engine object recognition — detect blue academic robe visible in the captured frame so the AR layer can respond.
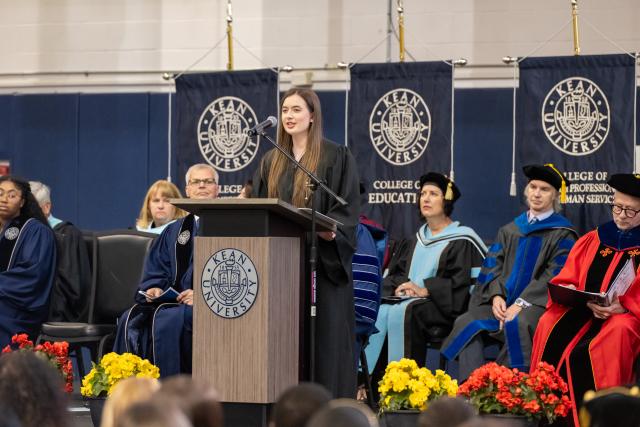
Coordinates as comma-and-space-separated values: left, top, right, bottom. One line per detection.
114, 216, 195, 376
441, 212, 577, 373
0, 218, 57, 348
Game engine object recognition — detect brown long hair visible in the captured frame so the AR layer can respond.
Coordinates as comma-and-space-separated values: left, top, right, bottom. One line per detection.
266, 88, 323, 207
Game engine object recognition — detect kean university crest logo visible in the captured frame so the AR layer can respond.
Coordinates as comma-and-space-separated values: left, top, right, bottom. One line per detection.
197, 96, 260, 171
4, 227, 19, 241
201, 248, 259, 319
369, 88, 431, 166
542, 77, 610, 156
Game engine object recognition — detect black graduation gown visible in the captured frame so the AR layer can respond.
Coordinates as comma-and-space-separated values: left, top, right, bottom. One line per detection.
252, 140, 361, 398
48, 221, 91, 322
367, 229, 486, 370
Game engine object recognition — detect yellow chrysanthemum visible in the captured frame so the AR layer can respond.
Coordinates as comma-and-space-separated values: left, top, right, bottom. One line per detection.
80, 352, 160, 397
378, 357, 458, 411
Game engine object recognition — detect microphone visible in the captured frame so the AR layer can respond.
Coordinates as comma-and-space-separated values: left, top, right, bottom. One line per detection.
248, 116, 277, 136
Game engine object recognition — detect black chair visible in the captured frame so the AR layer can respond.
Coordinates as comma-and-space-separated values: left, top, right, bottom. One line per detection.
38, 229, 156, 377
424, 326, 451, 371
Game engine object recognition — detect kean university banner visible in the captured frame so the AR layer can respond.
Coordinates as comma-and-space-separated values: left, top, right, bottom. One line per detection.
517, 54, 636, 233
175, 69, 278, 195
349, 62, 453, 239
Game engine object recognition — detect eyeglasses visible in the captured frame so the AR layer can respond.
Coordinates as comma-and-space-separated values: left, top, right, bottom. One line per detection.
0, 190, 21, 201
611, 204, 640, 218
188, 178, 217, 187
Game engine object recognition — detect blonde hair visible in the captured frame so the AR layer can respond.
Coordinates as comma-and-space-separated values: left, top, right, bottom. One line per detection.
266, 88, 323, 208
136, 180, 187, 229
101, 377, 161, 427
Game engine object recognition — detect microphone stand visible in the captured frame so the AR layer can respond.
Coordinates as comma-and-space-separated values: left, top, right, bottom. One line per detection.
256, 130, 347, 382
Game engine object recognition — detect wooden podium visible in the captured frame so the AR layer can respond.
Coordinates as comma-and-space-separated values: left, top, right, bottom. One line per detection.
172, 198, 336, 426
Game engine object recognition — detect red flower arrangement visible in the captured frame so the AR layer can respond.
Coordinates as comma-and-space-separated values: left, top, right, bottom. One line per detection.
458, 362, 571, 424
2, 333, 73, 393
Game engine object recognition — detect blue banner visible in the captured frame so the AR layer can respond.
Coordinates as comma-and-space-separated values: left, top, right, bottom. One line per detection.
517, 54, 636, 233
349, 62, 453, 239
175, 69, 278, 196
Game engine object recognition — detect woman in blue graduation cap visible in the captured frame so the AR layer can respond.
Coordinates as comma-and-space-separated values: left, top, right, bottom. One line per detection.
0, 176, 56, 348
365, 172, 486, 372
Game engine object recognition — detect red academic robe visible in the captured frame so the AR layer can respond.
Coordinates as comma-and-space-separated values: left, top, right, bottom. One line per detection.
531, 221, 640, 426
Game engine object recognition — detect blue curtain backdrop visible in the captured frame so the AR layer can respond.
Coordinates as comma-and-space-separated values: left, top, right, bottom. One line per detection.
4, 87, 628, 239
517, 54, 636, 234
174, 70, 278, 194
349, 62, 453, 240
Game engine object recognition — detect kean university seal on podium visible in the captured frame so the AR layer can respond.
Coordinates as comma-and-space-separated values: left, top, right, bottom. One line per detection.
542, 77, 610, 156
201, 248, 259, 319
369, 88, 431, 166
197, 96, 260, 171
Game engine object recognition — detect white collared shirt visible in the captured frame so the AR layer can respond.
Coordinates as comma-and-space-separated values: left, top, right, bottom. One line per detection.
527, 209, 554, 224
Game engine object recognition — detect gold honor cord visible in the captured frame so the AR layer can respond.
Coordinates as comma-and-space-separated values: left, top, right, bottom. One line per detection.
397, 0, 405, 62
545, 163, 568, 203
571, 0, 581, 56
226, 0, 234, 70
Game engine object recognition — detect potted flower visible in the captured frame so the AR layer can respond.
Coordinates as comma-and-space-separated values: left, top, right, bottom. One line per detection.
2, 333, 73, 393
458, 362, 571, 426
378, 358, 458, 427
81, 352, 160, 426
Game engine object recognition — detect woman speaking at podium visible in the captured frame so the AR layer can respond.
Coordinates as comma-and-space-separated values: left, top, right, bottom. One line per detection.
252, 88, 361, 398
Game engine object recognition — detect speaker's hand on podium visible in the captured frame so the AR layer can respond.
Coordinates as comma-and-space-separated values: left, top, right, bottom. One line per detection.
318, 231, 336, 241
177, 289, 194, 306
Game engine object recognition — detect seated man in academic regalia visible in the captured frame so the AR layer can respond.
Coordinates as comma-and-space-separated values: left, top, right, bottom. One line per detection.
442, 164, 577, 379
113, 164, 219, 376
531, 173, 640, 426
30, 181, 91, 322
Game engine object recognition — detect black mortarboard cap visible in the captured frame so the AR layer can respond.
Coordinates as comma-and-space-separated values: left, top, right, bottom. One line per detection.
418, 172, 461, 202
523, 163, 570, 203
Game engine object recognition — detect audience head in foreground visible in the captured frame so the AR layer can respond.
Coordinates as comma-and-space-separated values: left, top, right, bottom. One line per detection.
417, 396, 477, 427
306, 399, 378, 427
100, 376, 161, 427
154, 375, 222, 427
579, 386, 640, 427
116, 401, 191, 427
271, 382, 332, 427
0, 351, 69, 427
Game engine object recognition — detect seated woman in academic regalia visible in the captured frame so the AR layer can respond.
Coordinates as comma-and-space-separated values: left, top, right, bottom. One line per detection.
135, 180, 187, 235
365, 173, 486, 373
0, 176, 57, 348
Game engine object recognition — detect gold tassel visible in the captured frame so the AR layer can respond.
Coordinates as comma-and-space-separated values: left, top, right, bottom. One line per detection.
445, 181, 454, 201
545, 163, 567, 203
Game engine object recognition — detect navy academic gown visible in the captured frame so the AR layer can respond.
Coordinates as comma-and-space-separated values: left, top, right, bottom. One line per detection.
0, 217, 57, 348
113, 216, 195, 377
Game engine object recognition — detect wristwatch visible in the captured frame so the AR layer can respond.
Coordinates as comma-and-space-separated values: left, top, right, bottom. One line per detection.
514, 298, 531, 308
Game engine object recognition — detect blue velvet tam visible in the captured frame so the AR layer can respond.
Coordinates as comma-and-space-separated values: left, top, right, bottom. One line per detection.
608, 173, 640, 198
